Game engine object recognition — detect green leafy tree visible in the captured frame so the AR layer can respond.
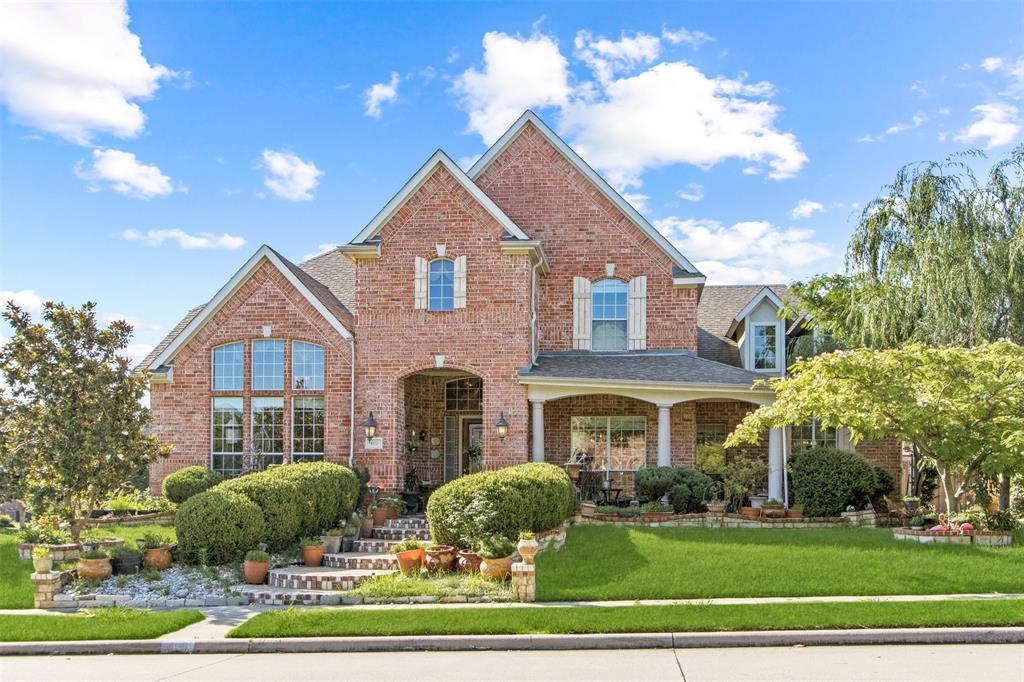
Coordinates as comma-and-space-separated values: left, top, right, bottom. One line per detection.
0, 301, 170, 540
724, 341, 1024, 515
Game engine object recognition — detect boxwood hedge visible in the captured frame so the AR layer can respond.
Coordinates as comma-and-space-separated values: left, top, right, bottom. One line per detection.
216, 472, 301, 551
175, 489, 266, 564
426, 462, 576, 548
789, 446, 879, 517
264, 462, 359, 537
161, 466, 223, 504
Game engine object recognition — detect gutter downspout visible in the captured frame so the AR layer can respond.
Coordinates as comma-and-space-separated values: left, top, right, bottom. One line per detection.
348, 337, 356, 468
530, 260, 541, 364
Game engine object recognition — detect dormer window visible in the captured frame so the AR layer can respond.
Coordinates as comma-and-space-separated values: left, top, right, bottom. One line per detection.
592, 278, 628, 351
753, 323, 779, 370
428, 258, 455, 311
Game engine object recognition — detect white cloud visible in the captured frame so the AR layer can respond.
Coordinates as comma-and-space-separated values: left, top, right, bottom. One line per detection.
655, 216, 830, 284
621, 192, 649, 213
454, 31, 572, 143
446, 48, 460, 64
790, 199, 824, 220
457, 154, 482, 171
954, 102, 1021, 149
121, 342, 154, 368
885, 112, 928, 135
0, 289, 46, 316
937, 107, 951, 116
74, 148, 176, 199
574, 31, 661, 85
121, 228, 245, 250
678, 183, 704, 202
910, 81, 930, 96
301, 243, 339, 262
260, 149, 323, 201
364, 72, 400, 118
981, 56, 1024, 96
661, 26, 713, 48
0, 0, 173, 144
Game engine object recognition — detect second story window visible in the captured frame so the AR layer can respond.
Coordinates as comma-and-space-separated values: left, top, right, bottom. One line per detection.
428, 258, 454, 311
293, 341, 324, 390
752, 323, 779, 370
592, 279, 628, 351
213, 343, 244, 391
252, 339, 284, 390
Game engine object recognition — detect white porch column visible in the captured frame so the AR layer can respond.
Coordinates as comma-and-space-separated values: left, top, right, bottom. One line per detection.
657, 405, 672, 467
531, 400, 545, 463
768, 427, 784, 501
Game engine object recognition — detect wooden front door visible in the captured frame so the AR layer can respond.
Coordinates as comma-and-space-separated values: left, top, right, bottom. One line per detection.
461, 418, 483, 475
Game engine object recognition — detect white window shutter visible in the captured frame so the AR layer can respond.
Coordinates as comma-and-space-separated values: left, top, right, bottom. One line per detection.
628, 275, 647, 350
572, 277, 592, 350
414, 256, 427, 309
837, 427, 854, 452
453, 255, 467, 309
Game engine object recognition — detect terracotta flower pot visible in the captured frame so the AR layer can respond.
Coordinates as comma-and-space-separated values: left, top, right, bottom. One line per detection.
77, 557, 112, 581
143, 546, 172, 570
395, 548, 424, 575
480, 555, 513, 580
302, 544, 324, 567
705, 503, 726, 514
741, 506, 760, 519
457, 549, 482, 573
786, 508, 804, 519
244, 560, 269, 584
516, 538, 539, 565
371, 506, 398, 526
762, 507, 785, 519
424, 545, 455, 573
32, 556, 53, 573
322, 535, 342, 554
361, 518, 374, 538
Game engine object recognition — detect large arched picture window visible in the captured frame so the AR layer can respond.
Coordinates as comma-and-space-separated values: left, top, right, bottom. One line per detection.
591, 278, 628, 350
428, 258, 454, 311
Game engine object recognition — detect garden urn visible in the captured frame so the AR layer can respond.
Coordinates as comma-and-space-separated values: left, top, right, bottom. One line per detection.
112, 554, 142, 575
480, 555, 514, 580
705, 503, 726, 514
322, 534, 342, 554
32, 556, 53, 574
424, 545, 455, 572
244, 559, 269, 584
302, 544, 325, 567
143, 546, 172, 571
77, 557, 112, 581
395, 548, 424, 575
457, 549, 482, 573
516, 537, 539, 565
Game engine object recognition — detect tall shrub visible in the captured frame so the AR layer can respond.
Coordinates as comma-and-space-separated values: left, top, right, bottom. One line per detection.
265, 462, 358, 536
162, 466, 223, 504
788, 447, 879, 517
216, 471, 301, 551
175, 489, 266, 564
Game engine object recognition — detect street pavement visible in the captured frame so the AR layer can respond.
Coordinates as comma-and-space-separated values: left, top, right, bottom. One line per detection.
2, 644, 1022, 681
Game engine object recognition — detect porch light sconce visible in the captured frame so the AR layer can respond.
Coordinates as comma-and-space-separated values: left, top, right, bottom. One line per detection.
362, 412, 378, 439
495, 411, 510, 440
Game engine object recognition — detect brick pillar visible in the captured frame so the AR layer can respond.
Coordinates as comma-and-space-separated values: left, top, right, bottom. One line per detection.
510, 562, 535, 602
32, 572, 62, 609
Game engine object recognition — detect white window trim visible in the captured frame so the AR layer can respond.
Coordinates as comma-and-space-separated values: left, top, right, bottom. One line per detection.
291, 396, 325, 460
291, 340, 325, 391
571, 415, 647, 472
251, 396, 285, 455
211, 396, 244, 476
251, 339, 285, 392
750, 322, 782, 372
591, 278, 629, 352
211, 342, 245, 392
427, 257, 455, 312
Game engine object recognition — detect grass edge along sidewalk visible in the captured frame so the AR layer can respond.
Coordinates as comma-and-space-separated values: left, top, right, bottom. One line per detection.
0, 609, 204, 642
227, 598, 1024, 638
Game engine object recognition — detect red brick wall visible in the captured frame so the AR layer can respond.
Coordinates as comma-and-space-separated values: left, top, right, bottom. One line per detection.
695, 401, 768, 459
855, 438, 902, 481
474, 122, 699, 351
351, 165, 534, 489
148, 260, 352, 493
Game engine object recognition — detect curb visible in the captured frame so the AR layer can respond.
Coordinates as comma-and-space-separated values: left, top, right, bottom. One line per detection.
2, 627, 1024, 656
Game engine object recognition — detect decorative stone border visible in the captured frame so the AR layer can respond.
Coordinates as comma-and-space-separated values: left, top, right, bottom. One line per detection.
17, 543, 81, 561
82, 510, 175, 527
578, 511, 850, 529
893, 527, 1013, 546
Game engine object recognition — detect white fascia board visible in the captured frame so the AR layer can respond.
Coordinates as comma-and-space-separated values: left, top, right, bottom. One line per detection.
469, 111, 704, 278
673, 275, 707, 287
727, 287, 786, 338
351, 150, 529, 244
499, 239, 550, 275
147, 245, 352, 371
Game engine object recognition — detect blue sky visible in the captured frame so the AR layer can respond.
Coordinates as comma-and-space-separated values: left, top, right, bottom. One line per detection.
1, 1, 1022, 363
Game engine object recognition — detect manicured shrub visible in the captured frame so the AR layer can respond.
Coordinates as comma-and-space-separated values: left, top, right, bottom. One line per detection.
634, 467, 679, 501
175, 489, 266, 564
667, 469, 714, 513
162, 466, 223, 504
426, 463, 575, 548
216, 471, 302, 551
788, 447, 879, 517
264, 462, 359, 537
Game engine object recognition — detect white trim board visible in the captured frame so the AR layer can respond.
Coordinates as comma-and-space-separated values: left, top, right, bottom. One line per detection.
468, 111, 705, 281
350, 150, 530, 244
146, 245, 353, 372
727, 286, 785, 339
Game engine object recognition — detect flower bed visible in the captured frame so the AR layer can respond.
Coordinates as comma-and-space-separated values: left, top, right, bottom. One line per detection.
52, 564, 246, 608
17, 543, 80, 561
892, 527, 1013, 546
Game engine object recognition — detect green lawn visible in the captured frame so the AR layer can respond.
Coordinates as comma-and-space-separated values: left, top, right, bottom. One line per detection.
81, 523, 176, 545
228, 599, 1024, 638
0, 532, 34, 609
0, 609, 203, 642
536, 526, 1024, 601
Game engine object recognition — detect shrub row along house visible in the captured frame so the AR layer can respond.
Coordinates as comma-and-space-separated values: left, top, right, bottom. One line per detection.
138, 111, 898, 500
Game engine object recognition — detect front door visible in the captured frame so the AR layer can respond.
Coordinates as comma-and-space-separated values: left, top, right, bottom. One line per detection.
461, 418, 483, 475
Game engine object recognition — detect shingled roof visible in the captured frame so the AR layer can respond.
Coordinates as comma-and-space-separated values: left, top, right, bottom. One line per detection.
697, 285, 789, 367
520, 350, 764, 387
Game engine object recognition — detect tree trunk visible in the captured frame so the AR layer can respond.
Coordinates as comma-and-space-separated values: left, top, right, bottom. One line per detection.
998, 474, 1010, 511
937, 467, 955, 516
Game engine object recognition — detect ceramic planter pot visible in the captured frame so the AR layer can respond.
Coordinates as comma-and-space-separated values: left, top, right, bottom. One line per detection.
143, 546, 172, 570
580, 502, 596, 518
424, 545, 455, 573
762, 506, 785, 519
302, 545, 325, 567
457, 549, 482, 573
705, 503, 726, 514
32, 556, 53, 573
480, 555, 513, 580
112, 555, 142, 575
342, 536, 355, 553
322, 535, 342, 554
77, 557, 112, 581
516, 537, 539, 565
244, 560, 269, 584
741, 506, 760, 519
361, 518, 374, 538
786, 508, 804, 519
395, 548, 424, 575
371, 506, 398, 526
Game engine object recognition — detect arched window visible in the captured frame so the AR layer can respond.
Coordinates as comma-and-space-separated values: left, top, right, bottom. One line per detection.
592, 279, 628, 350
428, 258, 454, 311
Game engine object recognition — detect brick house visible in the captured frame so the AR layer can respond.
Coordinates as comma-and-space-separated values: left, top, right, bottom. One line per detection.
139, 111, 899, 501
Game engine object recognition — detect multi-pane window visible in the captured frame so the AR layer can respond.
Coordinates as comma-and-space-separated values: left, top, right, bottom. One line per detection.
696, 423, 727, 446
592, 279, 628, 351
292, 341, 324, 390
292, 397, 325, 461
428, 259, 454, 311
791, 420, 838, 452
445, 377, 482, 411
251, 397, 284, 465
252, 339, 284, 390
753, 324, 778, 370
571, 416, 646, 471
212, 343, 244, 390
211, 397, 244, 477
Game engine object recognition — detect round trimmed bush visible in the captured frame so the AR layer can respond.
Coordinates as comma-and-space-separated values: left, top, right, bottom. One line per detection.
789, 447, 879, 517
216, 471, 301, 551
264, 462, 359, 537
162, 466, 223, 504
426, 462, 576, 548
634, 467, 679, 501
666, 469, 714, 513
175, 489, 266, 564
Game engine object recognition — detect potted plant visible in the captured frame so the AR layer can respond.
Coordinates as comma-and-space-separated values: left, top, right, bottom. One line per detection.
110, 543, 143, 575
703, 482, 726, 514
139, 533, 172, 570
370, 496, 402, 527
722, 453, 765, 517
301, 537, 325, 567
762, 498, 785, 519
786, 505, 805, 519
31, 546, 53, 574
244, 549, 271, 584
391, 536, 425, 575
77, 548, 112, 581
478, 535, 516, 580
341, 522, 358, 552
909, 515, 925, 530
903, 496, 921, 513
424, 543, 456, 572
321, 528, 343, 554
360, 513, 374, 538
516, 531, 539, 565
457, 548, 482, 573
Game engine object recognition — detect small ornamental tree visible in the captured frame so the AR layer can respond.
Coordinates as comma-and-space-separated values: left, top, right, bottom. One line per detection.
724, 341, 1024, 515
0, 301, 170, 540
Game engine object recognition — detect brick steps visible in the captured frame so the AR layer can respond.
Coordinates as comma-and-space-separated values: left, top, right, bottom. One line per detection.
324, 552, 398, 571
381, 517, 428, 531
267, 566, 394, 591
371, 526, 431, 541
242, 585, 348, 606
